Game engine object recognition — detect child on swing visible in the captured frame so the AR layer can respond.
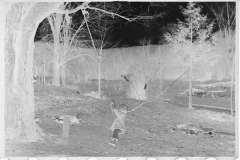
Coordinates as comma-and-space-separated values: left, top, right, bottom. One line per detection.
109, 100, 128, 147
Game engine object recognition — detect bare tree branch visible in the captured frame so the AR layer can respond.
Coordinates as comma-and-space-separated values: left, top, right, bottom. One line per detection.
83, 11, 98, 55
87, 5, 137, 22
55, 2, 89, 14
69, 20, 85, 48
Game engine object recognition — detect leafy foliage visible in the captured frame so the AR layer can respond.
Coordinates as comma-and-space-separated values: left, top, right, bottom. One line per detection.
165, 2, 214, 44
164, 2, 216, 68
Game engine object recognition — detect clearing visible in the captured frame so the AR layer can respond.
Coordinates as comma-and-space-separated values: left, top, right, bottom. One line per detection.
5, 80, 235, 157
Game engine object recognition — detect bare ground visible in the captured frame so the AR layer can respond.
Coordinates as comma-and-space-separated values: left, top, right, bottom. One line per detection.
5, 80, 235, 157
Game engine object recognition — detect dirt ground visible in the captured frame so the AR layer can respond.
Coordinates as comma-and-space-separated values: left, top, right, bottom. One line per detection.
5, 80, 236, 157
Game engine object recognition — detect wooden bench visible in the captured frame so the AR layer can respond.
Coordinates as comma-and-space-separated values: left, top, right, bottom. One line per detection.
182, 89, 225, 98
206, 90, 225, 98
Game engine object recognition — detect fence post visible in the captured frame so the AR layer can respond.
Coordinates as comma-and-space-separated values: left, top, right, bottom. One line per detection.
62, 116, 70, 139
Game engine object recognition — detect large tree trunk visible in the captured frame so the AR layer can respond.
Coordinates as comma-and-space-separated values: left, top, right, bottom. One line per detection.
48, 14, 63, 86
5, 2, 62, 142
52, 45, 60, 86
60, 52, 67, 85
61, 63, 66, 85
98, 61, 101, 97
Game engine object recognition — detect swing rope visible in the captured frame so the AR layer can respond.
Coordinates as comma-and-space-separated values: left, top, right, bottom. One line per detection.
128, 67, 190, 112
162, 67, 190, 94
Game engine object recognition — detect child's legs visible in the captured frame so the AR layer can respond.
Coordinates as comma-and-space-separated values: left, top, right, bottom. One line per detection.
112, 129, 120, 141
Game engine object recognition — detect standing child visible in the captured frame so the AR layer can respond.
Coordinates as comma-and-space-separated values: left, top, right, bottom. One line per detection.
109, 100, 128, 147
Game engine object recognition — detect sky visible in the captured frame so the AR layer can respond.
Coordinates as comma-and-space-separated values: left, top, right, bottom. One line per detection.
34, 2, 227, 48
111, 2, 186, 46
110, 2, 218, 47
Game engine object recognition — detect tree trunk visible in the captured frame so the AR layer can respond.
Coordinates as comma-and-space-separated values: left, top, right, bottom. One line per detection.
189, 55, 193, 108
43, 62, 46, 85
48, 14, 63, 86
61, 63, 66, 85
160, 67, 164, 93
158, 47, 162, 93
230, 57, 235, 116
61, 52, 68, 85
5, 2, 62, 142
98, 61, 101, 98
189, 19, 193, 109
52, 41, 61, 86
52, 59, 60, 86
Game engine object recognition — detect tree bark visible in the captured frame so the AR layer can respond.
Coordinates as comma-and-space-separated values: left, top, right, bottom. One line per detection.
61, 63, 67, 85
48, 14, 62, 86
52, 43, 60, 86
43, 61, 46, 85
230, 56, 234, 116
188, 18, 193, 109
98, 61, 101, 98
5, 2, 62, 142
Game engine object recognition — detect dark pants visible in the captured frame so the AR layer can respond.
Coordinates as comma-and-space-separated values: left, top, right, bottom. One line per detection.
112, 129, 120, 140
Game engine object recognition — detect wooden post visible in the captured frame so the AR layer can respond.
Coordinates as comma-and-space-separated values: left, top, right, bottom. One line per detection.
62, 116, 70, 139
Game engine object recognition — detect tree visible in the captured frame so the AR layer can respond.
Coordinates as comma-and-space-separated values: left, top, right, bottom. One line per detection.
205, 2, 235, 32
82, 4, 117, 98
5, 2, 63, 141
205, 2, 235, 115
165, 2, 214, 108
206, 2, 235, 79
47, 11, 64, 86
46, 3, 89, 86
5, 2, 95, 142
